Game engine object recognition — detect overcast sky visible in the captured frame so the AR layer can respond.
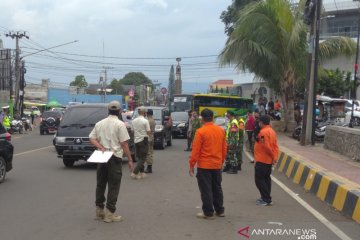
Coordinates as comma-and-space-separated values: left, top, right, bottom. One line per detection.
0, 0, 254, 93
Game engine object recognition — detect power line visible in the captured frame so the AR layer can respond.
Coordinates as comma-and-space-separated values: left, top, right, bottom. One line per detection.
20, 46, 219, 60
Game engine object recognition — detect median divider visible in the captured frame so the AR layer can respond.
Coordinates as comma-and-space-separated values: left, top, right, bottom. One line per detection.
275, 147, 360, 224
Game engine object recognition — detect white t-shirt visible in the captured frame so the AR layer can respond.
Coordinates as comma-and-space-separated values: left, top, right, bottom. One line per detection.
132, 115, 150, 143
89, 115, 130, 158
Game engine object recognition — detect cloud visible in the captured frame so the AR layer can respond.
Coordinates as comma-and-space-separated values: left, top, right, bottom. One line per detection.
144, 0, 168, 9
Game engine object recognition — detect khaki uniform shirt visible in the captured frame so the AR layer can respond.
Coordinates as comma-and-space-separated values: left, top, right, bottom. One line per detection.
132, 115, 150, 143
147, 116, 156, 142
89, 115, 130, 158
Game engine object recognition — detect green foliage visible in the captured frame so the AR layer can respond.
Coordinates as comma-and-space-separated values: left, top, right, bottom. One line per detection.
70, 75, 88, 88
318, 68, 352, 98
220, 0, 259, 36
109, 79, 124, 95
219, 0, 356, 128
119, 72, 152, 86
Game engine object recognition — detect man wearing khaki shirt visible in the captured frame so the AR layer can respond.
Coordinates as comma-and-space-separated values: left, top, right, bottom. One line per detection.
89, 101, 133, 223
131, 107, 151, 179
145, 109, 156, 173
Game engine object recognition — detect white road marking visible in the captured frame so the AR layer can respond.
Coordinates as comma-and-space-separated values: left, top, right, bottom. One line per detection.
14, 146, 53, 156
244, 151, 352, 240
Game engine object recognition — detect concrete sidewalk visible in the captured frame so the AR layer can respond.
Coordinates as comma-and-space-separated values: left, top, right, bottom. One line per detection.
273, 133, 360, 224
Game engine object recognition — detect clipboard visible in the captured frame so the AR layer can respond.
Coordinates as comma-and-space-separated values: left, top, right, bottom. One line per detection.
87, 150, 113, 163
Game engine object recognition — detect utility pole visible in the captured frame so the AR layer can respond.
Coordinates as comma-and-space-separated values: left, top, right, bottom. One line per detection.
350, 15, 360, 128
19, 60, 25, 117
301, 0, 321, 145
5, 31, 29, 113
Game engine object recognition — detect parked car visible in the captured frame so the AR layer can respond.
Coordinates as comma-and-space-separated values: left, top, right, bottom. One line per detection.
40, 110, 63, 135
132, 106, 172, 149
0, 122, 14, 183
344, 99, 360, 126
53, 104, 134, 167
171, 111, 188, 138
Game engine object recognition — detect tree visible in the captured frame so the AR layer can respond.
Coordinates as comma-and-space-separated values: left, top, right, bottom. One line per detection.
70, 75, 88, 88
119, 72, 152, 86
219, 0, 356, 130
215, 85, 219, 93
318, 68, 352, 98
220, 0, 259, 36
109, 78, 124, 95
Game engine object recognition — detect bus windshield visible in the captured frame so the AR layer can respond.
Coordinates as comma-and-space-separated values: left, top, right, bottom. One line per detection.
172, 94, 193, 112
193, 94, 253, 117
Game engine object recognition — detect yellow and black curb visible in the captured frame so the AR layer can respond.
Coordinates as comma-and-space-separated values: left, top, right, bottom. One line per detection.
275, 150, 360, 224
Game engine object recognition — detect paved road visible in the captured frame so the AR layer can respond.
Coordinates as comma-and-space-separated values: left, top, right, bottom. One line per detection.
0, 131, 359, 240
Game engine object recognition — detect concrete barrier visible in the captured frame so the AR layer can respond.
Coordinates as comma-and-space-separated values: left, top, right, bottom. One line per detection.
324, 126, 360, 162
275, 150, 360, 223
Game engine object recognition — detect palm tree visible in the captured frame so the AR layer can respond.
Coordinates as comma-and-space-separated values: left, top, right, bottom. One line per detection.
219, 0, 356, 130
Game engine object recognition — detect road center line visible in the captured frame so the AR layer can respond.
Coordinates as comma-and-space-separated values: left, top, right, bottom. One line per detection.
14, 146, 53, 156
244, 150, 352, 240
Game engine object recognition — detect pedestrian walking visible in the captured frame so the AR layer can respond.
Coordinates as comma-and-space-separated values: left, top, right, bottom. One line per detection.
254, 115, 279, 206
145, 109, 155, 173
184, 110, 193, 151
245, 110, 255, 152
189, 108, 227, 219
131, 107, 150, 179
30, 108, 35, 127
89, 101, 134, 223
223, 110, 239, 174
237, 114, 245, 171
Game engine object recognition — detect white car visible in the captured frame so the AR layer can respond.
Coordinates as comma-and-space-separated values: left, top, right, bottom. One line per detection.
345, 100, 360, 126
23, 107, 41, 117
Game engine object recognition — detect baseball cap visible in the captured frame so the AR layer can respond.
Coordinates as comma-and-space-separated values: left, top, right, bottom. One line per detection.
137, 107, 147, 113
108, 101, 121, 111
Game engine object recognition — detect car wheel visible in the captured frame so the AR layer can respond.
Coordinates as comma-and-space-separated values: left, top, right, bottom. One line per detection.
354, 117, 360, 126
167, 134, 172, 146
63, 157, 75, 167
159, 136, 166, 150
0, 157, 7, 183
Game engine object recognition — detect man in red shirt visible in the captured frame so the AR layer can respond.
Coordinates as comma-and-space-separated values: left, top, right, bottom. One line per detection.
254, 115, 279, 206
189, 109, 227, 219
246, 110, 255, 150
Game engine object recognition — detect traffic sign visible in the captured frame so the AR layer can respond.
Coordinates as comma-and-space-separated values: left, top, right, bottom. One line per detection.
160, 87, 168, 95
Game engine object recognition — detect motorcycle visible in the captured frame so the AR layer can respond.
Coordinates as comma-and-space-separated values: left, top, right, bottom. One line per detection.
21, 117, 32, 131
292, 121, 327, 141
8, 118, 24, 134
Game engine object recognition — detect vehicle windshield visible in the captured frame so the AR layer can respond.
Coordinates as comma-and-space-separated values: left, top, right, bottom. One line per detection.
171, 112, 188, 121
133, 109, 162, 121
42, 111, 62, 118
60, 107, 108, 126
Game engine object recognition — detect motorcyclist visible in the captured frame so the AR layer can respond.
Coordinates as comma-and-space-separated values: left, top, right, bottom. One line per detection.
2, 113, 11, 130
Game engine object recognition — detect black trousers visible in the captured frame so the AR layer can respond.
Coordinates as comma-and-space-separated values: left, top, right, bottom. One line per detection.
247, 131, 253, 149
196, 168, 224, 216
255, 162, 272, 203
96, 156, 122, 213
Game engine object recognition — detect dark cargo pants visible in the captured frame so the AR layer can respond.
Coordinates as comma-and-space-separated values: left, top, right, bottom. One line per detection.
95, 156, 122, 213
133, 140, 149, 174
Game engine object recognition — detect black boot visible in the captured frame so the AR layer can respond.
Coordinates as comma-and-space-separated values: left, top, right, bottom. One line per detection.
144, 165, 152, 173
226, 166, 238, 174
222, 164, 231, 172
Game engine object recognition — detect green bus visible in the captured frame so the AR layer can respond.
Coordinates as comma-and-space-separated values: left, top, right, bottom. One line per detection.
192, 94, 253, 117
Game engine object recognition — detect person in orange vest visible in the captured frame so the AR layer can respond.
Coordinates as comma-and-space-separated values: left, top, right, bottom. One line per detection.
254, 115, 279, 206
